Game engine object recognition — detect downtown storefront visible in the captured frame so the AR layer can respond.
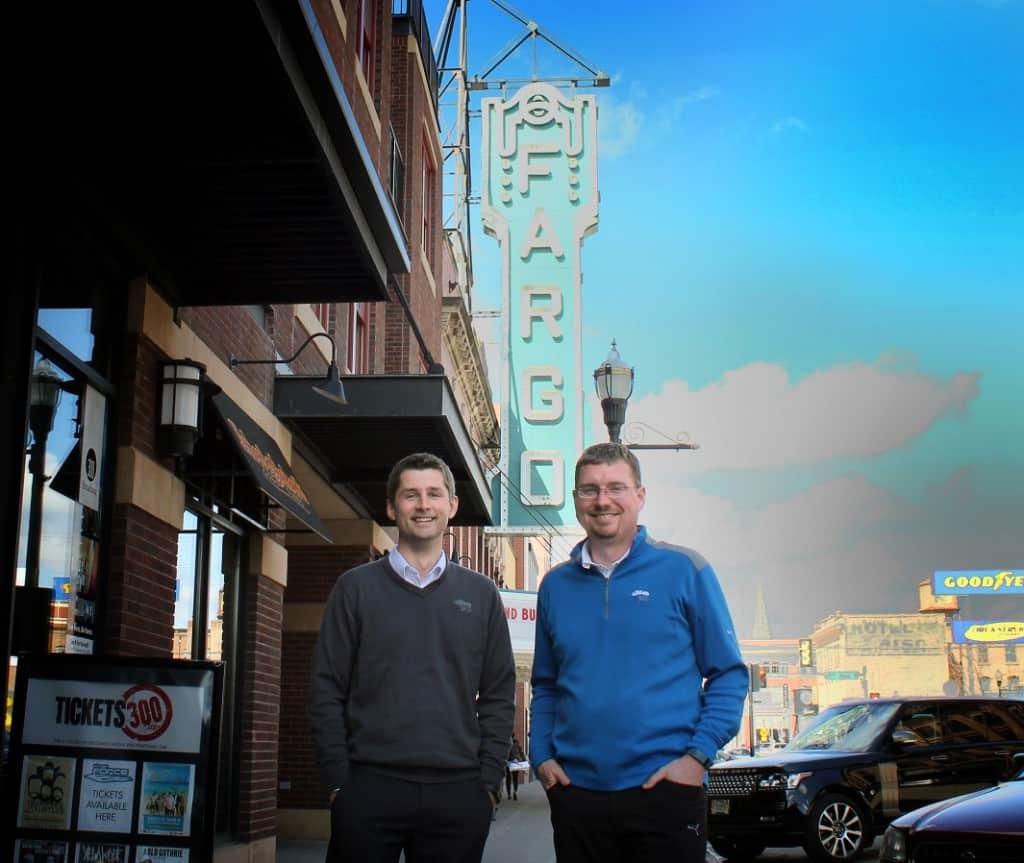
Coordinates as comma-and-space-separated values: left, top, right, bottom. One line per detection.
4, 1, 413, 859
6, 0, 503, 857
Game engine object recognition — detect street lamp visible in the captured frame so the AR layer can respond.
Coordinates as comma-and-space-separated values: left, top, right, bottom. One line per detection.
995, 669, 1004, 697
593, 340, 634, 443
25, 358, 65, 589
592, 341, 700, 450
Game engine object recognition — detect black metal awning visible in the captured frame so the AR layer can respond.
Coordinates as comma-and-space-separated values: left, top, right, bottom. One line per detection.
274, 375, 492, 526
15, 0, 409, 308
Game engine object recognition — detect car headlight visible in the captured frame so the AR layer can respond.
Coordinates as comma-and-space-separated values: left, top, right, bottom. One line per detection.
879, 825, 908, 863
757, 771, 811, 790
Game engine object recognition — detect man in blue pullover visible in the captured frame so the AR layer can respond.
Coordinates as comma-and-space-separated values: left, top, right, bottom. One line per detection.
530, 443, 747, 862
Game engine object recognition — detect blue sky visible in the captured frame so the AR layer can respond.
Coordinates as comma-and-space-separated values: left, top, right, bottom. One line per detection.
427, 0, 1024, 637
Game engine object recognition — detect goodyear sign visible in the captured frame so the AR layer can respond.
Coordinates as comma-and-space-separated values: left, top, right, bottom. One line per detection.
481, 83, 598, 529
952, 620, 1024, 644
933, 570, 1024, 595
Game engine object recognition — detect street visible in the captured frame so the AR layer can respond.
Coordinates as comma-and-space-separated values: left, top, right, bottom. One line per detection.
276, 778, 882, 862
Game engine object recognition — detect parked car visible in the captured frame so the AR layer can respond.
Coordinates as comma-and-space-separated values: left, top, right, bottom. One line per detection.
878, 757, 1024, 862
706, 696, 1024, 863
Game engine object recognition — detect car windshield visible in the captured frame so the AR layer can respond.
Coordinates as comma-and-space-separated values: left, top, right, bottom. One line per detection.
788, 702, 900, 752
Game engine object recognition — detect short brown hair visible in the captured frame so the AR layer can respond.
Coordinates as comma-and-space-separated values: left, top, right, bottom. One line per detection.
574, 442, 642, 487
386, 452, 457, 503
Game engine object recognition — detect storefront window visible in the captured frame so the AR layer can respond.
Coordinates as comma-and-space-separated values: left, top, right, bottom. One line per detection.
16, 350, 106, 655
37, 308, 96, 364
175, 506, 243, 837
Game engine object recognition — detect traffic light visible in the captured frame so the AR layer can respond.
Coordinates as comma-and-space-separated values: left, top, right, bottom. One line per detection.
749, 663, 762, 692
799, 638, 813, 668
758, 666, 768, 689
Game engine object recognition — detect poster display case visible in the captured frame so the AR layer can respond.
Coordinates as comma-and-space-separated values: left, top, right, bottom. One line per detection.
5, 655, 222, 863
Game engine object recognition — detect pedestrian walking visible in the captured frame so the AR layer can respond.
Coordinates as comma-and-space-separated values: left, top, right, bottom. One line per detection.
530, 442, 748, 863
309, 452, 516, 863
505, 735, 527, 801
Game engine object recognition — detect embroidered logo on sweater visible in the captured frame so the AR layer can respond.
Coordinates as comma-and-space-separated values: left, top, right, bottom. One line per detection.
631, 589, 651, 602
454, 599, 473, 613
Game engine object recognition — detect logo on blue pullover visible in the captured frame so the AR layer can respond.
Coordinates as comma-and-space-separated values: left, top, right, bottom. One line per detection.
631, 589, 651, 602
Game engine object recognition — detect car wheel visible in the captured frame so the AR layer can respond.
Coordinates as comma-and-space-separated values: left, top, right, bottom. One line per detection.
804, 793, 870, 862
708, 838, 766, 862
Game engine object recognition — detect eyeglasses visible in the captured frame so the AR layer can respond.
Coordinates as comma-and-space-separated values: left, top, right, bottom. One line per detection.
573, 483, 637, 500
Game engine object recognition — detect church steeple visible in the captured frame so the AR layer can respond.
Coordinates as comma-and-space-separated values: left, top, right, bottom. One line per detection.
751, 582, 773, 640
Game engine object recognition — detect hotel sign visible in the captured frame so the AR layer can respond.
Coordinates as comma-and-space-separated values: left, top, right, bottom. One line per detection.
844, 616, 946, 655
482, 83, 599, 529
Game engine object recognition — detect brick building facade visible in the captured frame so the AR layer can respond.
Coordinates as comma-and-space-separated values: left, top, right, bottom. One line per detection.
6, 0, 511, 858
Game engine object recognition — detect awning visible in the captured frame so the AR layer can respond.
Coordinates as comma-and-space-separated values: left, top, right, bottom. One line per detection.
211, 394, 331, 542
274, 375, 492, 526
15, 0, 409, 309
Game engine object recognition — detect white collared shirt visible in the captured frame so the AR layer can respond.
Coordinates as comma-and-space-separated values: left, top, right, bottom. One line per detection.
388, 546, 447, 589
580, 542, 631, 580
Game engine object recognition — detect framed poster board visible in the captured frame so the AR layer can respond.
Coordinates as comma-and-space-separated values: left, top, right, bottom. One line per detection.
4, 655, 223, 863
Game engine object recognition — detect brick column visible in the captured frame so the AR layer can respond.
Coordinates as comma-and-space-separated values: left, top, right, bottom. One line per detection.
277, 521, 388, 839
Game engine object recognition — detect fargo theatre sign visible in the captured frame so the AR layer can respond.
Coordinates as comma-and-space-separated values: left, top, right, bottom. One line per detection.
481, 83, 599, 530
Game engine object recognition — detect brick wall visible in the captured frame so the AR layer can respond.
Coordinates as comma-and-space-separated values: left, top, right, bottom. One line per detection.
380, 14, 443, 376
278, 544, 375, 809
105, 504, 177, 656
310, 0, 392, 179
238, 572, 285, 840
180, 306, 276, 407
117, 334, 160, 458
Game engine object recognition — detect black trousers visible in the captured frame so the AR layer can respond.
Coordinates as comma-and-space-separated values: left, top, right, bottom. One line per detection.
327, 766, 493, 863
505, 766, 520, 797
546, 781, 707, 863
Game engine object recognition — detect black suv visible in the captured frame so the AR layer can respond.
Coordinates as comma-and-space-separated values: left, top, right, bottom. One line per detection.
706, 696, 1024, 862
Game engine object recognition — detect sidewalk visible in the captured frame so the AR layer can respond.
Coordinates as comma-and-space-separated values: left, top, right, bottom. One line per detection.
275, 779, 555, 863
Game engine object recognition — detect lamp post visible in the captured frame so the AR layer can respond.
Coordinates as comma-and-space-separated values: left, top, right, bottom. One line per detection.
593, 340, 634, 443
592, 340, 700, 450
25, 358, 64, 589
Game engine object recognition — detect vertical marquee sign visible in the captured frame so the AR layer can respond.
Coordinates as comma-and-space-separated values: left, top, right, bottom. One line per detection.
481, 83, 599, 530
5, 655, 222, 863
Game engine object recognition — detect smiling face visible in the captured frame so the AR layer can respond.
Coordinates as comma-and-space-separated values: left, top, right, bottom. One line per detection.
573, 458, 645, 550
386, 467, 459, 550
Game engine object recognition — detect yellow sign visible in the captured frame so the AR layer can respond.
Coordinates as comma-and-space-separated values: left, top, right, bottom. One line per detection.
963, 621, 1024, 642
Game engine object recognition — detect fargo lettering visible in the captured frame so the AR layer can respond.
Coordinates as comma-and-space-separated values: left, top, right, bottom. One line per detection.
483, 82, 599, 527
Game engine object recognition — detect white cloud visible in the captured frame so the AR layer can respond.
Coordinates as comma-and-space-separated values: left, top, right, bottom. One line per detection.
597, 83, 718, 158
640, 466, 1024, 639
606, 358, 979, 472
679, 85, 720, 106
578, 358, 993, 636
598, 96, 643, 158
772, 116, 807, 133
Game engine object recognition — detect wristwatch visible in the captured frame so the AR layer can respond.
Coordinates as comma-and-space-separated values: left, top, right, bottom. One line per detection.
683, 747, 712, 769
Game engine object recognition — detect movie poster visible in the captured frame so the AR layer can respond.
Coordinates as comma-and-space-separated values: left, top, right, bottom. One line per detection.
77, 759, 136, 833
75, 843, 129, 863
15, 840, 70, 863
138, 763, 194, 836
134, 847, 190, 863
17, 754, 76, 830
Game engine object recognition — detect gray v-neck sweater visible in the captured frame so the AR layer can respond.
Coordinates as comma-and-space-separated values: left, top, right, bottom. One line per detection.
309, 558, 515, 794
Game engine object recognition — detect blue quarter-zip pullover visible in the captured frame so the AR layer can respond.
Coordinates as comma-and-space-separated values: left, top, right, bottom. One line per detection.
529, 526, 747, 791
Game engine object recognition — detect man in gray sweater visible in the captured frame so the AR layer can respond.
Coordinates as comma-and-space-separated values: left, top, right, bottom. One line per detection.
309, 452, 515, 863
